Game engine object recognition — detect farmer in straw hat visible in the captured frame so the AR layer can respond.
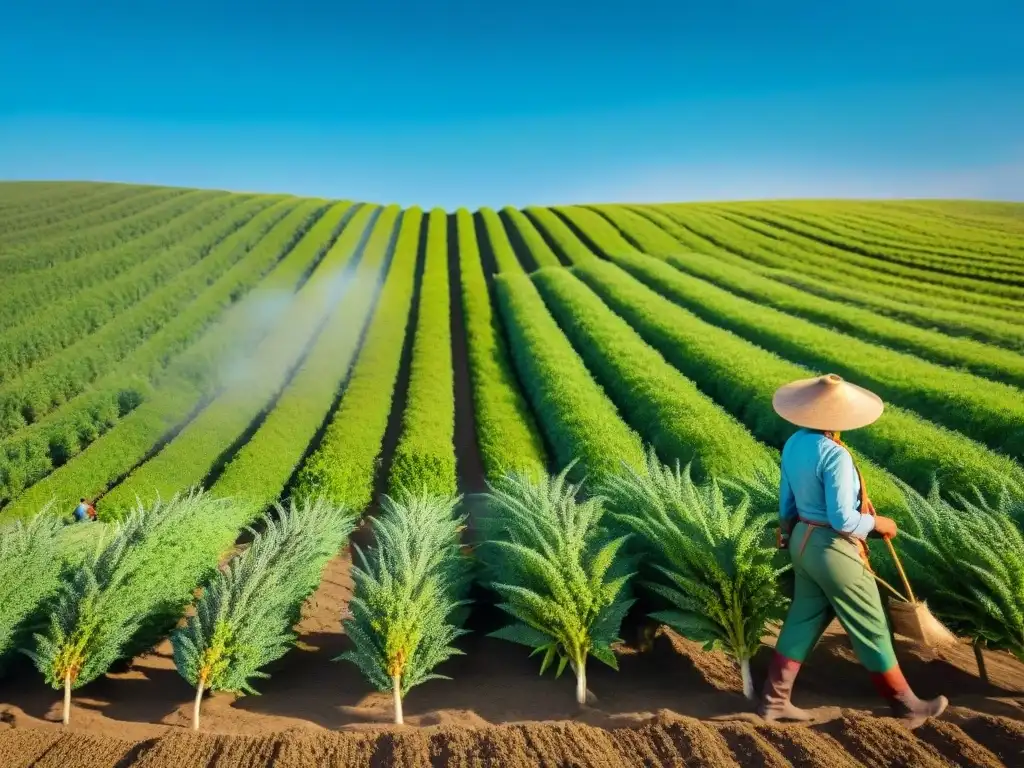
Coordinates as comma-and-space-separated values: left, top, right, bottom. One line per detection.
758, 374, 948, 728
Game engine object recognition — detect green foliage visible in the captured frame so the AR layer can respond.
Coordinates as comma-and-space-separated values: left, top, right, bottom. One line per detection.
477, 207, 527, 274
600, 453, 788, 672
660, 204, 1024, 310
0, 509, 65, 669
389, 208, 457, 497
99, 206, 377, 515
593, 204, 1024, 388
340, 491, 469, 716
455, 208, 547, 481
0, 195, 285, 439
532, 267, 776, 483
494, 271, 644, 483
0, 199, 336, 515
891, 482, 1024, 661
173, 498, 355, 698
571, 256, 1022, 507
1, 187, 199, 272
523, 207, 599, 265
292, 209, 423, 509
481, 468, 634, 703
500, 207, 561, 269
578, 233, 1024, 463
212, 206, 400, 508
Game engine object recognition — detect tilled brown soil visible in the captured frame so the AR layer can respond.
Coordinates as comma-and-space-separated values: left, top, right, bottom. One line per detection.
2, 555, 1022, 767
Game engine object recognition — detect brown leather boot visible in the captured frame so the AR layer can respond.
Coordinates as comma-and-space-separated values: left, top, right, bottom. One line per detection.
758, 652, 813, 722
870, 666, 948, 729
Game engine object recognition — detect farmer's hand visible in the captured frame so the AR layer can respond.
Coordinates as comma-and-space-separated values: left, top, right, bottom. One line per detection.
873, 516, 898, 539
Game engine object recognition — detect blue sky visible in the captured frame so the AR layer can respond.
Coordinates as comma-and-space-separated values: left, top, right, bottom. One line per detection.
1, 1, 1022, 208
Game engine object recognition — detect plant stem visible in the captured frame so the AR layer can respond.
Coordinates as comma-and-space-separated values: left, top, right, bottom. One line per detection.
392, 673, 403, 725
575, 658, 587, 706
192, 680, 205, 731
740, 657, 755, 701
973, 638, 990, 685
62, 669, 72, 726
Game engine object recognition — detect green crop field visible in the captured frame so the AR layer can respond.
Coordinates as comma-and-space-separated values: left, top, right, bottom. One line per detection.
0, 182, 1022, 522
3, 181, 1024, 736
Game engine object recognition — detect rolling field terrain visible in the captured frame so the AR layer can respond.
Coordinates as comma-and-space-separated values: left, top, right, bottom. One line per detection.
1, 182, 1023, 767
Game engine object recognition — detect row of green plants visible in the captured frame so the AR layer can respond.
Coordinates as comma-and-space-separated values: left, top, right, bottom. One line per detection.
581, 234, 1024, 462
291, 209, 424, 509
0, 186, 190, 249
0, 201, 346, 520
0, 196, 282, 430
570, 257, 1024, 504
0, 182, 149, 238
211, 206, 402, 507
659, 206, 1024, 319
743, 204, 1024, 271
98, 206, 382, 514
2, 188, 210, 273
388, 209, 459, 497
760, 200, 1024, 255
524, 206, 599, 266
624, 204, 1024, 352
477, 207, 528, 274
7, 453, 1019, 730
499, 207, 561, 269
723, 206, 1024, 284
494, 271, 645, 482
531, 266, 776, 483
0, 200, 323, 509
454, 208, 548, 480
592, 204, 1024, 387
0, 191, 253, 335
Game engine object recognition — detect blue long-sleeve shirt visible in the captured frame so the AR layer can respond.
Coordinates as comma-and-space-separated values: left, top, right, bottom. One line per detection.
779, 429, 876, 539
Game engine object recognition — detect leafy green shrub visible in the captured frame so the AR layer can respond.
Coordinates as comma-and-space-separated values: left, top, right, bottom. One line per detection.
481, 468, 635, 706
24, 491, 249, 724
340, 490, 470, 724
455, 208, 547, 481
600, 452, 789, 700
389, 208, 458, 497
173, 497, 355, 730
0, 509, 65, 671
524, 207, 598, 265
494, 271, 644, 483
892, 482, 1024, 663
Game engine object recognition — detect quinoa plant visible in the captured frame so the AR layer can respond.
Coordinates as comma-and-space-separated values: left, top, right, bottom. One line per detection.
339, 490, 470, 724
892, 481, 1024, 675
173, 497, 355, 730
482, 467, 635, 706
0, 509, 65, 672
601, 452, 788, 700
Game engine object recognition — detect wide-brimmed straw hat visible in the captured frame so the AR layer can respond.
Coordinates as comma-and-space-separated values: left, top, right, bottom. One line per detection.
772, 374, 883, 432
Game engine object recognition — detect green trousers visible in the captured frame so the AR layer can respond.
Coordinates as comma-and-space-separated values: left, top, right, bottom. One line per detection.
775, 522, 898, 673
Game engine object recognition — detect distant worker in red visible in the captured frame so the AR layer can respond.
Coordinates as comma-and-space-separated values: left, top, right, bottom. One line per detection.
73, 497, 97, 522
759, 374, 948, 728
